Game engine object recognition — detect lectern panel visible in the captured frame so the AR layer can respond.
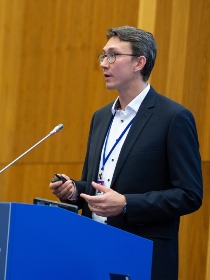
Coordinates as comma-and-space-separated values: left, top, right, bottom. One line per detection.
0, 203, 153, 280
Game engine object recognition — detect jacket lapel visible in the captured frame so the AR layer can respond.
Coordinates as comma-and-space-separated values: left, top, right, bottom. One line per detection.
89, 105, 113, 194
111, 88, 157, 187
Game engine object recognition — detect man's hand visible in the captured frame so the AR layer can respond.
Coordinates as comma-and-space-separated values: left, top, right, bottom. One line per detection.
80, 181, 126, 217
49, 174, 75, 201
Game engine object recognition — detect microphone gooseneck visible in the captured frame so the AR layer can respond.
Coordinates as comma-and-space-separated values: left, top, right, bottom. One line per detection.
0, 124, 64, 174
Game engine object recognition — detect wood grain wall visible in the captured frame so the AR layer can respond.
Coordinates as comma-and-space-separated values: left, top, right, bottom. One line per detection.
0, 0, 209, 279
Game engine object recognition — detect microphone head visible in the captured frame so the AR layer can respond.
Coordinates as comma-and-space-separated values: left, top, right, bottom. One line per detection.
50, 124, 64, 134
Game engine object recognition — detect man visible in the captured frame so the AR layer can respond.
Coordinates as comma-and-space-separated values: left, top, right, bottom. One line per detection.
49, 26, 203, 280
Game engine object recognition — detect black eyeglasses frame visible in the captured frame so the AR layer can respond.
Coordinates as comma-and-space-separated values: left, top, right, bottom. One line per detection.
98, 53, 140, 64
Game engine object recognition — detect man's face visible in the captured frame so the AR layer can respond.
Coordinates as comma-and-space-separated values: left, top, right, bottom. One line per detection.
100, 36, 138, 92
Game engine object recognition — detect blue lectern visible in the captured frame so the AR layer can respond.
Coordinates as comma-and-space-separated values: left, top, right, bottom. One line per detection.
0, 203, 153, 280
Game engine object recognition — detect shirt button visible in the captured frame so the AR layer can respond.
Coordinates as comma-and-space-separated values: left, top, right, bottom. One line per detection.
121, 120, 124, 123
112, 158, 114, 162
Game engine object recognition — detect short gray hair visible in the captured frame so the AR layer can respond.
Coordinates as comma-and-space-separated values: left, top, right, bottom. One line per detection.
107, 26, 157, 81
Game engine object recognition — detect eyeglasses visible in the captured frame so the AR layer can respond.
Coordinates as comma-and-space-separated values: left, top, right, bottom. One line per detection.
98, 53, 139, 64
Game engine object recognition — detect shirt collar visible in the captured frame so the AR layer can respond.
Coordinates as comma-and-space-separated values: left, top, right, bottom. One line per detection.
111, 84, 150, 114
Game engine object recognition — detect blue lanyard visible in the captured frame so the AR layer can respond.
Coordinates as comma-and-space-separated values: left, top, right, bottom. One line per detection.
101, 112, 135, 172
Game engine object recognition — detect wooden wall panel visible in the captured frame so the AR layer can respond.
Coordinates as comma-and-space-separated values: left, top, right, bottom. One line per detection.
0, 0, 140, 166
182, 0, 210, 161
0, 0, 139, 202
139, 0, 210, 161
0, 163, 84, 203
150, 0, 210, 161
179, 162, 210, 280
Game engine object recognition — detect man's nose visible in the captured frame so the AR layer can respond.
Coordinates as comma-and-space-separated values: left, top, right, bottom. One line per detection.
100, 58, 109, 68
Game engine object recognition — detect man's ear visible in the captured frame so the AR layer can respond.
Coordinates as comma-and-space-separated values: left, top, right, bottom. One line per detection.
134, 56, 146, 72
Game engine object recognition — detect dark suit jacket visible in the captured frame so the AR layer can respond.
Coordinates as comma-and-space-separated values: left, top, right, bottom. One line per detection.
74, 86, 203, 280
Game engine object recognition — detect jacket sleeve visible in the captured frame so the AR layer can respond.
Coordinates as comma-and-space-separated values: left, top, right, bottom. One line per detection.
125, 108, 203, 224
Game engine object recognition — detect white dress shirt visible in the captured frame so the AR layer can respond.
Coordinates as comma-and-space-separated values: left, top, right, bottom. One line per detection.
93, 84, 150, 223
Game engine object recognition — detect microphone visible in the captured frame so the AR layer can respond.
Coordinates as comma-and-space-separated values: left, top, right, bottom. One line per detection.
0, 124, 64, 174
49, 124, 64, 135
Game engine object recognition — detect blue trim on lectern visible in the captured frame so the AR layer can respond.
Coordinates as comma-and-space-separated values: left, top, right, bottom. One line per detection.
0, 203, 11, 280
